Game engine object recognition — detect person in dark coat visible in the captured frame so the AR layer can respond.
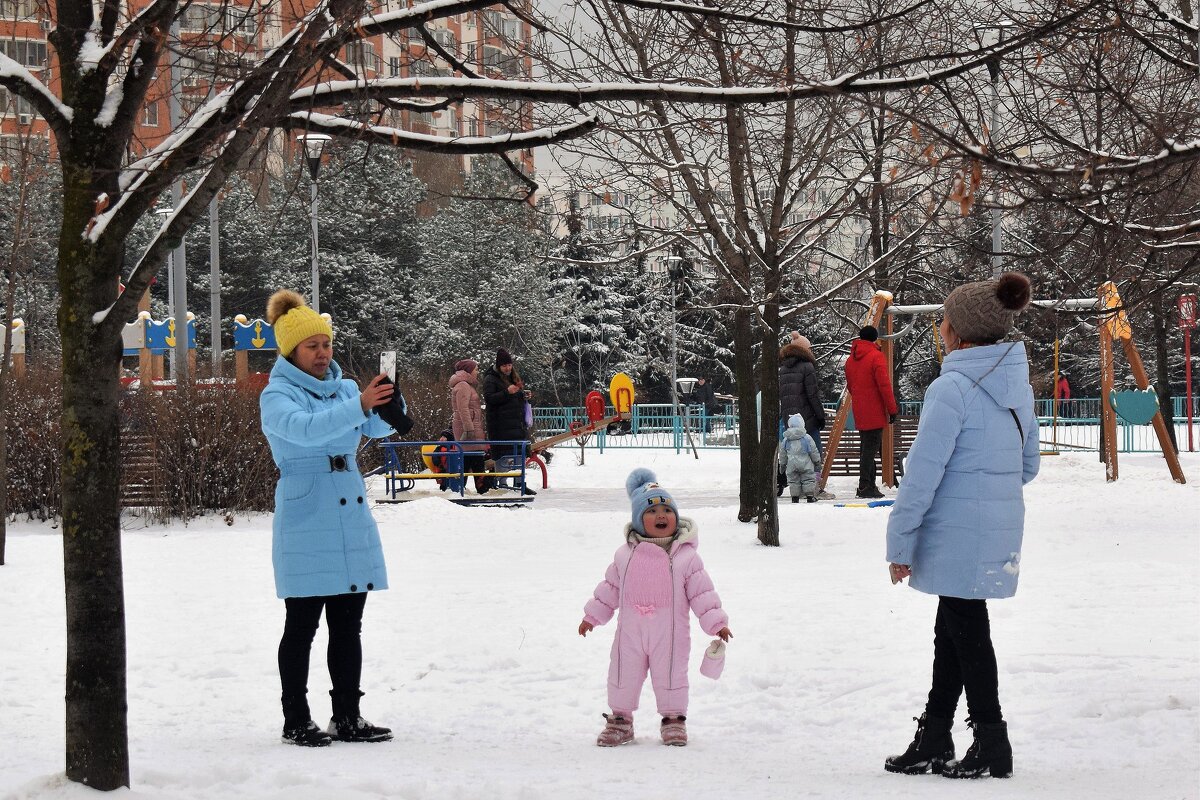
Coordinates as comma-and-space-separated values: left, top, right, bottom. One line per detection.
779, 334, 827, 455
482, 347, 536, 495
843, 325, 899, 499
691, 376, 719, 432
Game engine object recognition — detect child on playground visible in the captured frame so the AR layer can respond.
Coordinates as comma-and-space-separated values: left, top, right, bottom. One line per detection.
778, 413, 823, 503
578, 468, 732, 747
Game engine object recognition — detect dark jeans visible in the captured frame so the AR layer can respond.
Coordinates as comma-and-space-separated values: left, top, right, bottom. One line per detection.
808, 423, 824, 459
858, 427, 883, 489
925, 596, 1002, 724
279, 592, 368, 724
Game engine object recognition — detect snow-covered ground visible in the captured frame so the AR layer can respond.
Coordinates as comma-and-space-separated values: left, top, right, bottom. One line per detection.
2, 449, 1198, 800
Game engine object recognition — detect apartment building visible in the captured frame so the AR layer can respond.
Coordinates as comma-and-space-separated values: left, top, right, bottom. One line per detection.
0, 0, 534, 178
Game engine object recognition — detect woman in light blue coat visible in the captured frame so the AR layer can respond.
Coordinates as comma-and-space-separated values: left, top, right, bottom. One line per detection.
260, 290, 397, 748
884, 273, 1039, 780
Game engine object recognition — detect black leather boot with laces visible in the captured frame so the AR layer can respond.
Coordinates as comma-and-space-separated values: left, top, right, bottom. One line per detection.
884, 713, 955, 775
943, 720, 1012, 779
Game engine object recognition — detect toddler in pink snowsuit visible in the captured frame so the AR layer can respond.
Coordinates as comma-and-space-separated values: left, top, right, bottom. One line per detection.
579, 468, 732, 747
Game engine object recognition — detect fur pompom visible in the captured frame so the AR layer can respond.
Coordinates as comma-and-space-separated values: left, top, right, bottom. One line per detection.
995, 272, 1031, 311
266, 289, 305, 324
626, 468, 658, 497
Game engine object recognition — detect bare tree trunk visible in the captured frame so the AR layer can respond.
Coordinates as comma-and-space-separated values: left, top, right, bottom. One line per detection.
58, 179, 130, 790
733, 306, 757, 522
756, 283, 782, 546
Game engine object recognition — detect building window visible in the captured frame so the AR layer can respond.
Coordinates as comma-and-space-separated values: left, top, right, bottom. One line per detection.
142, 102, 159, 127
344, 41, 381, 73
0, 88, 36, 116
0, 0, 39, 19
0, 39, 47, 69
389, 56, 400, 77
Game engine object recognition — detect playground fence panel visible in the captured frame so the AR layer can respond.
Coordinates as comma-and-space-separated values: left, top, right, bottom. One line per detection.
532, 398, 1199, 454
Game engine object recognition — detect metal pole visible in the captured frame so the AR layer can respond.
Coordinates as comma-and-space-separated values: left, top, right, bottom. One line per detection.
310, 180, 320, 315
209, 195, 221, 378
987, 52, 1004, 278
1187, 328, 1194, 452
167, 19, 188, 382
670, 279, 679, 453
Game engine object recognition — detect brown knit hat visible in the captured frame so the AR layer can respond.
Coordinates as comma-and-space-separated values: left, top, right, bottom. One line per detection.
454, 358, 478, 373
943, 272, 1032, 344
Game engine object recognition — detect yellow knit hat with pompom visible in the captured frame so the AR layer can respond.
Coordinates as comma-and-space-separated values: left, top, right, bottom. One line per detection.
266, 290, 333, 357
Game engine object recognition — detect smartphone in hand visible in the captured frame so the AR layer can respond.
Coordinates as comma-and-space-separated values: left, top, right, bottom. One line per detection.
380, 350, 396, 382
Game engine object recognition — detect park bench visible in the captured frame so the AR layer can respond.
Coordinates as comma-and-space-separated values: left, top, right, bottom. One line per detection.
824, 415, 919, 480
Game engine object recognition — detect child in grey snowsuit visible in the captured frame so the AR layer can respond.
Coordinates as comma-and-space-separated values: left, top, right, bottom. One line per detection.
778, 413, 823, 503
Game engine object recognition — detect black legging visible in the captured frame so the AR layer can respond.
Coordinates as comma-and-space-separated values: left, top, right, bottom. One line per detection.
278, 592, 367, 723
925, 596, 1002, 724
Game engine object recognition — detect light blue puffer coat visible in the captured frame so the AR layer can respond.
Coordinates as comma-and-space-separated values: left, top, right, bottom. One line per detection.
261, 356, 395, 599
886, 342, 1040, 599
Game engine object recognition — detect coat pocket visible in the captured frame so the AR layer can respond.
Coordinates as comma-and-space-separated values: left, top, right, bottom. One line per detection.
280, 474, 317, 502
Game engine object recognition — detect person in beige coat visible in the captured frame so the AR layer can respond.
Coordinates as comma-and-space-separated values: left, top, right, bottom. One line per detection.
449, 358, 489, 493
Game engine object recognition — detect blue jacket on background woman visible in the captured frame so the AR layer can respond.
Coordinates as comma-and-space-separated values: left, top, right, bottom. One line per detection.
886, 341, 1040, 599
883, 272, 1037, 782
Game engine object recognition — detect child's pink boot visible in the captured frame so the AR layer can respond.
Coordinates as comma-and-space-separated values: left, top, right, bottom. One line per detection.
596, 713, 634, 747
661, 716, 688, 746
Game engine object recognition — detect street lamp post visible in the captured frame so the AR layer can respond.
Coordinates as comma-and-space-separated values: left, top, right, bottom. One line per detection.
666, 253, 699, 458
297, 133, 331, 313
975, 22, 1016, 278
209, 195, 222, 378
666, 253, 682, 418
165, 17, 188, 382
154, 207, 173, 310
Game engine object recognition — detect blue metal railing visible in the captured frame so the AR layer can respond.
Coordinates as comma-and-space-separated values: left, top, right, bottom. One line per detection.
531, 397, 1200, 454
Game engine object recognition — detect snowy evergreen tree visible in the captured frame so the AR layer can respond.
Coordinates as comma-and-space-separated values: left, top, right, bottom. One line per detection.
403, 157, 553, 379
546, 198, 630, 403
0, 146, 61, 360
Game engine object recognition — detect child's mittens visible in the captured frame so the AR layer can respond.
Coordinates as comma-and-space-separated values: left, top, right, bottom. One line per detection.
578, 620, 594, 637
700, 639, 726, 680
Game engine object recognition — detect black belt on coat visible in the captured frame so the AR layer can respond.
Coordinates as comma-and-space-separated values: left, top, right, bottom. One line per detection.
278, 454, 356, 476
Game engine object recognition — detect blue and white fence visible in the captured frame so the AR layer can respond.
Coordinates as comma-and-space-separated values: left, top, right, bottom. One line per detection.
532, 397, 1200, 454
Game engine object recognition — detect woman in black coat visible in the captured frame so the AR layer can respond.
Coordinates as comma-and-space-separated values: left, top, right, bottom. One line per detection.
778, 335, 826, 455
481, 347, 535, 494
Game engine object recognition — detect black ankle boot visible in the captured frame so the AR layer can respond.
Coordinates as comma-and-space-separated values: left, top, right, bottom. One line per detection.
282, 719, 332, 747
328, 690, 392, 742
327, 715, 393, 742
884, 713, 955, 775
943, 720, 1012, 779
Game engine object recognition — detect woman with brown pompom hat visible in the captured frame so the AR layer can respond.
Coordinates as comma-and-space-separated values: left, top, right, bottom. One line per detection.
883, 272, 1040, 780
260, 289, 398, 747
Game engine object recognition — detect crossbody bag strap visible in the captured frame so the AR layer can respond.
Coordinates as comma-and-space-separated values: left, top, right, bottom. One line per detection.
1008, 408, 1023, 442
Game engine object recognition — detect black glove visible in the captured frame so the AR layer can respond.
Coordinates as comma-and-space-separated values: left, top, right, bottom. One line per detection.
888, 413, 898, 425
376, 376, 414, 435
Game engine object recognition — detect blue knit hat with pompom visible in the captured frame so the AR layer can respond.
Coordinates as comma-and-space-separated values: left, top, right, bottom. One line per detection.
626, 468, 679, 535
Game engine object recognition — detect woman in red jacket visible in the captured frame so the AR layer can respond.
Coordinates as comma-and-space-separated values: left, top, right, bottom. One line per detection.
843, 326, 899, 498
